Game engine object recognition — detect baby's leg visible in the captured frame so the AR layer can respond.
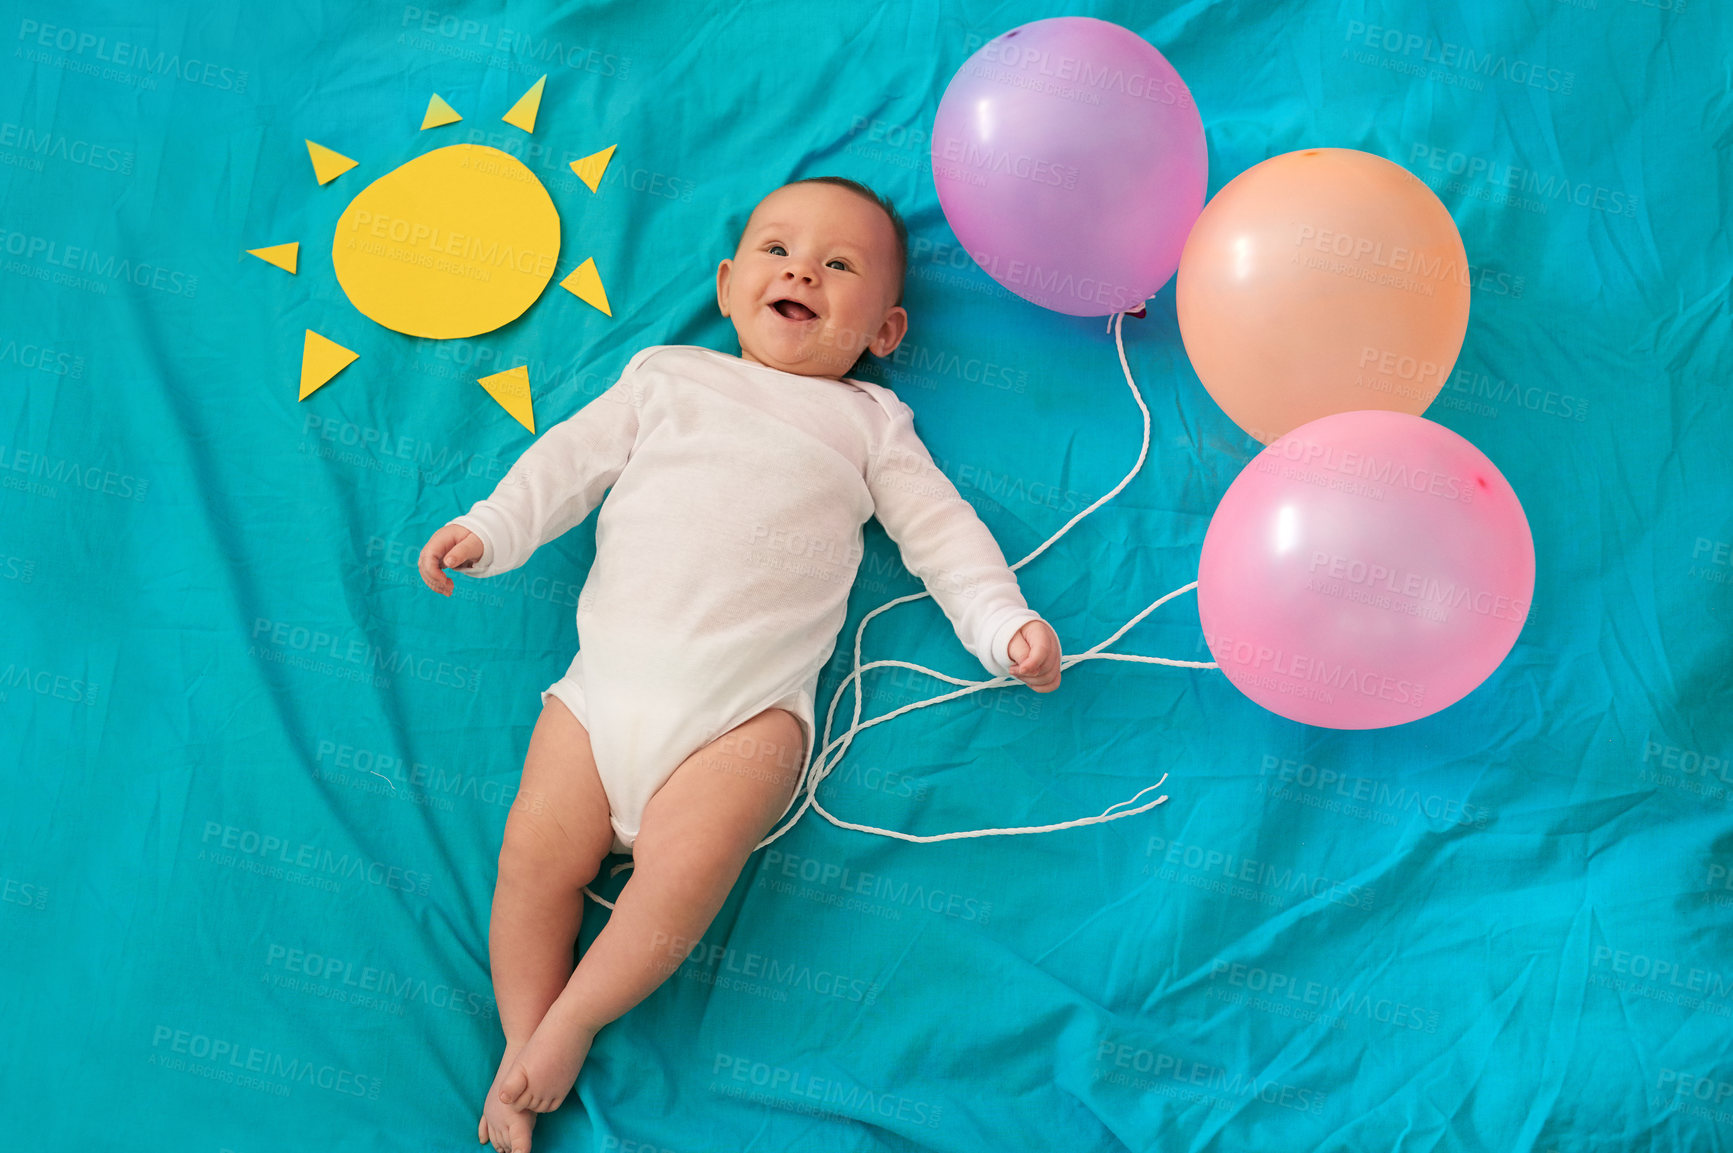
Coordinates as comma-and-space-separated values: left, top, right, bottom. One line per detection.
482, 697, 615, 1151
496, 707, 804, 1112
492, 697, 616, 1039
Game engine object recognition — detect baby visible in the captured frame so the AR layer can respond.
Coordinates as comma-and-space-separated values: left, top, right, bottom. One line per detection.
417, 177, 1062, 1153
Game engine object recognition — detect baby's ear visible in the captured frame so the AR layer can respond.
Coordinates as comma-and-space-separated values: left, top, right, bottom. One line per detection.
715, 259, 733, 316
871, 306, 909, 356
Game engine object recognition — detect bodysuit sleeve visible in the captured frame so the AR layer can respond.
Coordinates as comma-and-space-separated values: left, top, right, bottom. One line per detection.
864, 399, 1045, 680
446, 348, 655, 579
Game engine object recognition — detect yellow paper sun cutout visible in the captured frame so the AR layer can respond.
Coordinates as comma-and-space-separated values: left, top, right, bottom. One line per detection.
247, 74, 617, 431
333, 143, 561, 340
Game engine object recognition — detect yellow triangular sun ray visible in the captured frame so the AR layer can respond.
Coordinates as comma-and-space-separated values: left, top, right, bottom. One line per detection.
246, 242, 299, 274
501, 75, 546, 133
569, 145, 616, 193
560, 258, 611, 317
305, 139, 358, 185
421, 93, 462, 130
299, 329, 358, 400
479, 365, 535, 433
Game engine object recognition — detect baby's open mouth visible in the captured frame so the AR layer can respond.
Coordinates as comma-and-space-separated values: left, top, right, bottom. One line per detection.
770, 298, 818, 321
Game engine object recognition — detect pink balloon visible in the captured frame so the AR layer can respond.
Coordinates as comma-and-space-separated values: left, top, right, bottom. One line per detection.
1197, 411, 1534, 729
931, 16, 1207, 316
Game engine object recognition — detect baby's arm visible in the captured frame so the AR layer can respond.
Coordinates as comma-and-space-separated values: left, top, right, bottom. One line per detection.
438, 352, 653, 582
864, 400, 1056, 684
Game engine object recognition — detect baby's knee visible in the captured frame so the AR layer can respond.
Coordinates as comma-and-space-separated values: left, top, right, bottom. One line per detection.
498, 805, 602, 892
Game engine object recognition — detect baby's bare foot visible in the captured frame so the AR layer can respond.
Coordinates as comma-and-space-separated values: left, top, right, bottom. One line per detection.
497, 999, 598, 1113
479, 1040, 539, 1153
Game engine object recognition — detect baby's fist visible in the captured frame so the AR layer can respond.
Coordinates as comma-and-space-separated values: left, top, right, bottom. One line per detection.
1006, 619, 1061, 693
419, 523, 482, 597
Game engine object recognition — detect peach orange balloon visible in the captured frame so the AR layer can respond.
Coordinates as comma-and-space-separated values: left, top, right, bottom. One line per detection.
1176, 148, 1470, 444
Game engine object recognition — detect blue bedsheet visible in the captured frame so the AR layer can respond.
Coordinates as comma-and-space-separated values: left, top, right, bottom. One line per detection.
3, 1, 1729, 1150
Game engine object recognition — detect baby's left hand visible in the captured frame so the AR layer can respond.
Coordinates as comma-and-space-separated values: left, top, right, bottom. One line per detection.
1006, 619, 1062, 693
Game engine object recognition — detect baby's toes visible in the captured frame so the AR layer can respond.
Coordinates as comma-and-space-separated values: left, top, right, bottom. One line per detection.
502, 1109, 536, 1153
482, 1100, 535, 1153
497, 1063, 531, 1107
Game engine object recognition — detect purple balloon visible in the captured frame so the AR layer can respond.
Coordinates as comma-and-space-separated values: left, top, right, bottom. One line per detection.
931, 17, 1207, 316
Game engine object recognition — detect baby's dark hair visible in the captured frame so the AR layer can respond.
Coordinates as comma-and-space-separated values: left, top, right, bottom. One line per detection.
751, 176, 909, 308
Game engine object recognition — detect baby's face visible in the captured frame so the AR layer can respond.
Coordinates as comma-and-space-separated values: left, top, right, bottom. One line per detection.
717, 183, 908, 379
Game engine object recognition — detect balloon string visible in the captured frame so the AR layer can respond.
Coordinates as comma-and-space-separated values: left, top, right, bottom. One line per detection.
584, 302, 1217, 904
754, 303, 1216, 846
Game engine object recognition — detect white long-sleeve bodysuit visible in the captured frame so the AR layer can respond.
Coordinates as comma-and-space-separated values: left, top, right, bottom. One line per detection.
450, 345, 1043, 854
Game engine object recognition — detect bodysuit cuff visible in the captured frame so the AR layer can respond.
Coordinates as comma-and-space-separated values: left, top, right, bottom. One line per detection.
983, 607, 1044, 680
448, 506, 507, 577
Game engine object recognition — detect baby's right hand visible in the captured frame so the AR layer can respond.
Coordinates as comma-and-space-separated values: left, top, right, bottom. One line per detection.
418, 524, 483, 597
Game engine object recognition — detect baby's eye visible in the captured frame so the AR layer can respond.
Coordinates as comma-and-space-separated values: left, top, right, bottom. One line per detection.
826, 259, 849, 271
767, 243, 787, 256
